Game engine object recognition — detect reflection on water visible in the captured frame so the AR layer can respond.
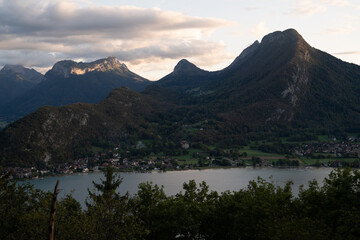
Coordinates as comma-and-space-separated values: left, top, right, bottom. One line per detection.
26, 167, 333, 207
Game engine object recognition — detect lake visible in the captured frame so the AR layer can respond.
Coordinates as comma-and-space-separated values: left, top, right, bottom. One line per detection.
26, 167, 333, 207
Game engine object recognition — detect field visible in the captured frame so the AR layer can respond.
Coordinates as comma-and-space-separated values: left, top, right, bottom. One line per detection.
239, 146, 284, 157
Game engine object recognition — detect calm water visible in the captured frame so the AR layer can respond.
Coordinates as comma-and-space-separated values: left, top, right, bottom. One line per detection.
25, 167, 333, 207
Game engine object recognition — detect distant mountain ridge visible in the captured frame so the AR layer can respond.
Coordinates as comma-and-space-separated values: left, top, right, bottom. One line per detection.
0, 65, 44, 84
0, 65, 44, 118
154, 59, 217, 92
48, 56, 136, 79
1, 28, 360, 167
0, 57, 151, 121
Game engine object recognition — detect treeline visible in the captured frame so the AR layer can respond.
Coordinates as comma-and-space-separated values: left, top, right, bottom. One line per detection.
1, 168, 360, 240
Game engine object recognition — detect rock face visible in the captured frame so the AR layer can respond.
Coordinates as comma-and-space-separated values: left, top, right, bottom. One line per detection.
50, 56, 130, 78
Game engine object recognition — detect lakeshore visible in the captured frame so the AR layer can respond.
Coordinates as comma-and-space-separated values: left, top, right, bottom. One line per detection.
23, 167, 334, 208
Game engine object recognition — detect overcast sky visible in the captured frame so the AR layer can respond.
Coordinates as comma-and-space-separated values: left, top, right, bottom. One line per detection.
0, 0, 359, 80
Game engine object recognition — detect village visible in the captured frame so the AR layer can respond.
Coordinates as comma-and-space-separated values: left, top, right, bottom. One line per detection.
1, 138, 246, 180
293, 136, 360, 158
1, 154, 221, 180
3, 137, 360, 180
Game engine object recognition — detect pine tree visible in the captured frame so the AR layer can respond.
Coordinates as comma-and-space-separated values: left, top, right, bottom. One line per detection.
85, 167, 145, 240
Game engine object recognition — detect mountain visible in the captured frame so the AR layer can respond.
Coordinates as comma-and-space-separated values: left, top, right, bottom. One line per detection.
0, 65, 44, 105
191, 29, 360, 129
151, 29, 360, 128
1, 57, 151, 121
0, 87, 170, 167
154, 59, 218, 93
1, 28, 360, 167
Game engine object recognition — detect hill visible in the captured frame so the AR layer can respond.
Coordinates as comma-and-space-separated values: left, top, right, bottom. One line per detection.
154, 59, 218, 94
0, 87, 170, 167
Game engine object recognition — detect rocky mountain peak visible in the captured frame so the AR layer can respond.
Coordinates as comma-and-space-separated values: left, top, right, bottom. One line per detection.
48, 56, 129, 78
173, 59, 203, 75
0, 65, 44, 84
260, 28, 306, 47
1, 64, 27, 73
92, 56, 128, 70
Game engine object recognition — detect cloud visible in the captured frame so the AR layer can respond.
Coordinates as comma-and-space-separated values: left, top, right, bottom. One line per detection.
289, 0, 327, 16
322, 14, 357, 35
251, 22, 270, 39
320, 0, 349, 6
334, 51, 360, 55
289, 0, 353, 16
0, 0, 232, 79
0, 50, 57, 68
325, 25, 355, 34
0, 1, 230, 39
244, 6, 260, 11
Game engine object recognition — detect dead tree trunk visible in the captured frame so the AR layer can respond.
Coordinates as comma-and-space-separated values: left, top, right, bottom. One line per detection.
49, 180, 60, 240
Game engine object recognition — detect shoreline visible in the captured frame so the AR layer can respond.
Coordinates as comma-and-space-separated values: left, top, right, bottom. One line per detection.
17, 165, 337, 182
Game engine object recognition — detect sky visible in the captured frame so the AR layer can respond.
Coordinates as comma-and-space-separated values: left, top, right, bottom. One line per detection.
0, 0, 359, 80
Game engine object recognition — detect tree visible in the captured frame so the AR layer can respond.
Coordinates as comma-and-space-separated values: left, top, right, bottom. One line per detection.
0, 174, 51, 240
55, 195, 86, 240
132, 182, 166, 239
298, 168, 360, 240
87, 167, 122, 206
85, 167, 145, 240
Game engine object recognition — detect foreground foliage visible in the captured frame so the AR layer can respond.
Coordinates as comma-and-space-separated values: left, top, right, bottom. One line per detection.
1, 168, 359, 240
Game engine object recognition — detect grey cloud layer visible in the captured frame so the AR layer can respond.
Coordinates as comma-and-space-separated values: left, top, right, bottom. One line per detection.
60, 40, 226, 62
0, 2, 227, 38
0, 0, 231, 72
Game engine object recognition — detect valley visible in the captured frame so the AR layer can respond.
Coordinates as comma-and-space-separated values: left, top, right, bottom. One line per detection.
1, 29, 360, 173
2, 0, 360, 239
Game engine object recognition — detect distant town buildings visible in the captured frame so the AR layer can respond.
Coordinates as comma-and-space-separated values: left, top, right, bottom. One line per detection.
180, 140, 189, 149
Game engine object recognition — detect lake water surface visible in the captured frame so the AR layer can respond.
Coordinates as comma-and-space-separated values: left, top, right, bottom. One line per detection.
26, 167, 333, 207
